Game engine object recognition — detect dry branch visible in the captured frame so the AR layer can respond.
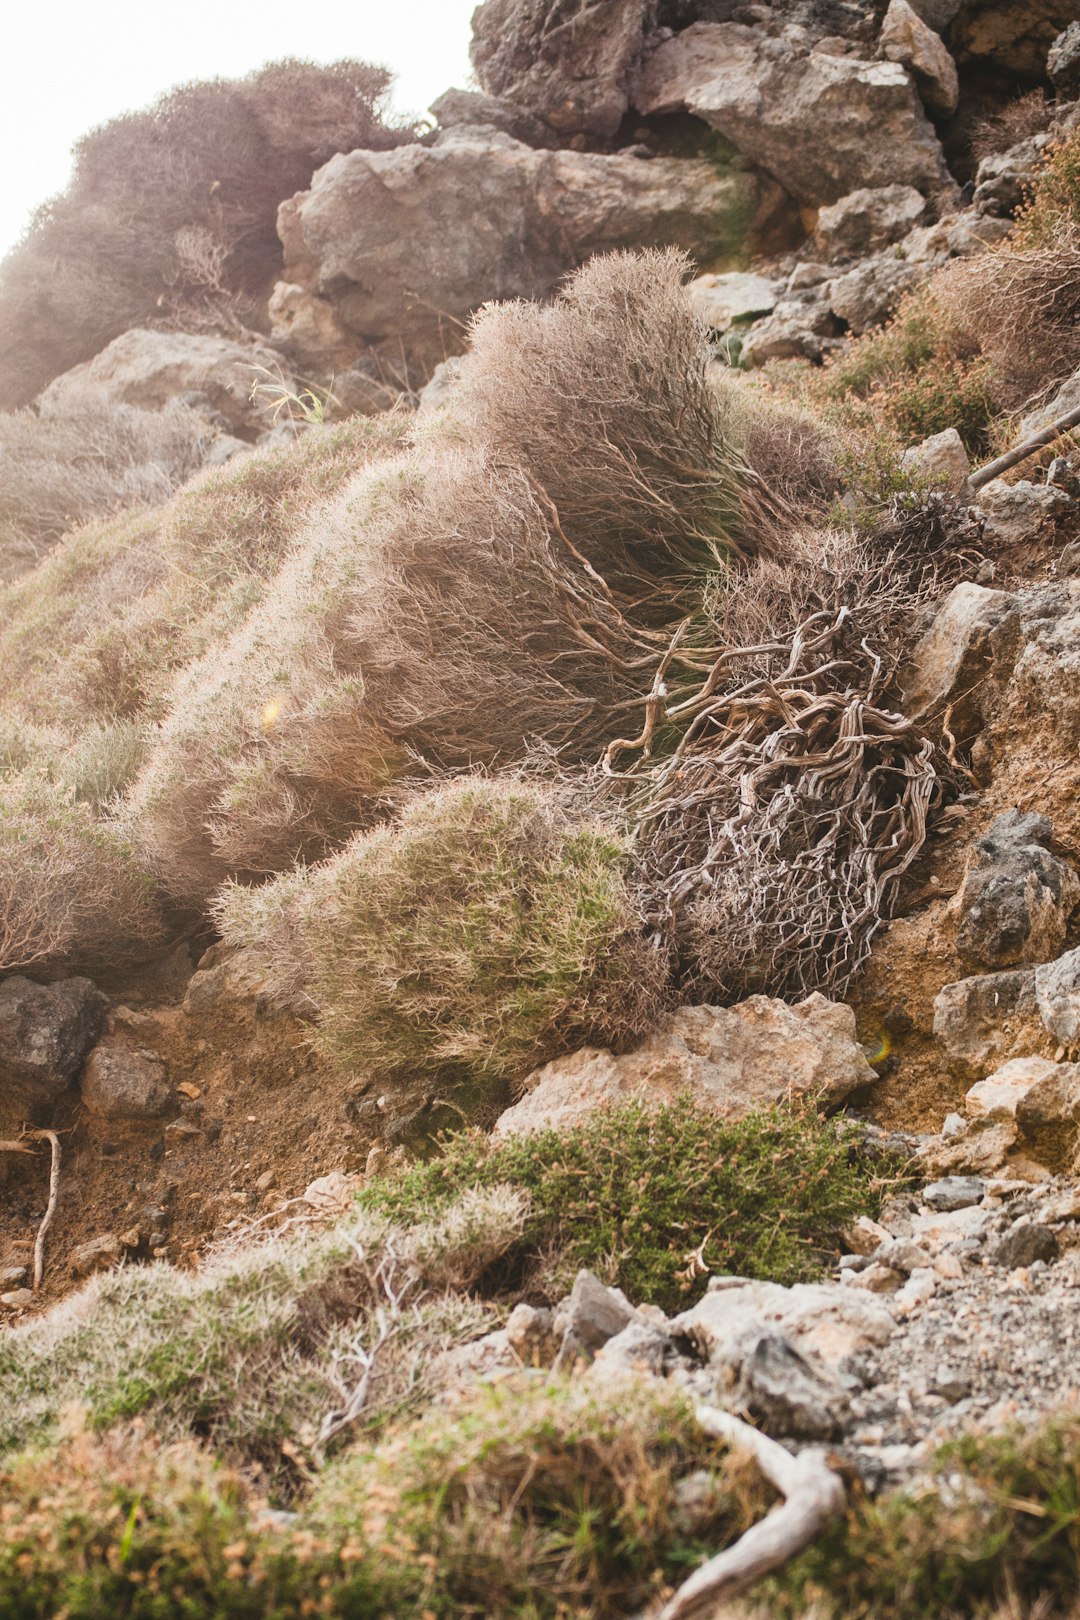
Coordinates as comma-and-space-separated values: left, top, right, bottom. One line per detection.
970, 402, 1080, 490
24, 1129, 61, 1292
656, 1405, 846, 1620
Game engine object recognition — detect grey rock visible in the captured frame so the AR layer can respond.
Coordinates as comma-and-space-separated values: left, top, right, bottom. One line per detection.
933, 968, 1044, 1079
633, 22, 948, 206
875, 1239, 933, 1275
0, 976, 106, 1098
1018, 369, 1080, 441
828, 255, 926, 333
741, 290, 843, 366
736, 1333, 849, 1440
417, 357, 465, 416
428, 87, 551, 147
1048, 22, 1080, 94
688, 270, 777, 332
815, 184, 926, 258
0, 1266, 26, 1287
974, 137, 1047, 217
555, 1269, 639, 1360
975, 478, 1073, 546
930, 1364, 971, 1402
69, 1233, 124, 1278
471, 0, 655, 137
922, 1177, 985, 1211
276, 133, 757, 371
505, 1302, 560, 1366
954, 811, 1080, 971
1036, 947, 1080, 1047
0, 1289, 33, 1310
990, 1218, 1059, 1270
594, 1319, 673, 1377
81, 1045, 172, 1122
900, 427, 970, 495
902, 581, 1014, 733
906, 0, 962, 28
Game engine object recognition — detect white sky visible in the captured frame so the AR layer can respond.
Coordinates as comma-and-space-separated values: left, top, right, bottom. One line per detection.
0, 0, 478, 259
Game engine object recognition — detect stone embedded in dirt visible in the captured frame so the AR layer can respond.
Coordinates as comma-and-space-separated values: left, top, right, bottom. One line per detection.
953, 811, 1080, 971
736, 1333, 849, 1440
493, 993, 875, 1138
902, 580, 1013, 732
275, 131, 757, 376
69, 1233, 124, 1279
631, 22, 947, 206
80, 1045, 173, 1122
302, 1170, 359, 1214
470, 0, 654, 137
922, 1176, 986, 1211
0, 1265, 26, 1288
901, 427, 971, 495
966, 1055, 1063, 1120
687, 270, 777, 331
0, 976, 106, 1101
554, 1269, 640, 1363
933, 968, 1043, 1078
990, 1218, 1059, 1270
1048, 21, 1080, 93
815, 184, 927, 258
0, 1289, 34, 1310
676, 1276, 895, 1375
1035, 947, 1080, 1047
184, 942, 312, 1020
40, 329, 293, 438
879, 0, 959, 114
975, 478, 1073, 546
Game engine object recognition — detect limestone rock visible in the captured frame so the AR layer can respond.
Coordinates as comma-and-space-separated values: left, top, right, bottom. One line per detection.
632, 22, 947, 206
827, 255, 925, 333
736, 1333, 849, 1440
470, 0, 655, 137
922, 1176, 985, 1211
673, 1276, 895, 1372
1048, 21, 1080, 94
948, 0, 1077, 77
417, 357, 465, 416
920, 1114, 1019, 1176
276, 133, 756, 369
953, 811, 1080, 971
975, 479, 1073, 546
1019, 369, 1080, 441
0, 976, 105, 1101
815, 184, 926, 258
81, 1045, 172, 1122
554, 1270, 640, 1364
966, 1056, 1062, 1119
183, 943, 312, 1020
267, 283, 358, 373
879, 0, 959, 114
428, 87, 551, 147
687, 270, 777, 331
740, 290, 842, 366
932, 968, 1044, 1077
505, 1303, 560, 1366
41, 330, 293, 438
900, 427, 970, 494
493, 994, 874, 1138
990, 1218, 1058, 1269
69, 1234, 124, 1278
1035, 947, 1080, 1047
901, 581, 1014, 731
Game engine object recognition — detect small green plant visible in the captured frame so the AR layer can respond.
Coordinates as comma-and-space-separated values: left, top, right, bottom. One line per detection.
249, 363, 337, 427
358, 1097, 891, 1310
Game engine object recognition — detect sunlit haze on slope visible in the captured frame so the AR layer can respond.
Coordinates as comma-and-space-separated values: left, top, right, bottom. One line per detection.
0, 0, 477, 259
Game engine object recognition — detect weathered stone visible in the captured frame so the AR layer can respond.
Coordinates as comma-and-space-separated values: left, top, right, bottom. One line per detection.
921, 1176, 985, 1212
949, 0, 1077, 77
592, 1320, 672, 1379
0, 1266, 26, 1288
632, 22, 947, 206
921, 1114, 1019, 1176
687, 270, 777, 331
494, 994, 874, 1138
69, 1234, 124, 1278
276, 132, 757, 370
80, 1045, 172, 1122
267, 282, 357, 373
879, 0, 959, 114
1019, 369, 1080, 442
506, 1303, 560, 1367
0, 1289, 33, 1310
1048, 21, 1080, 94
901, 427, 971, 495
973, 136, 1048, 218
906, 0, 963, 29
736, 1333, 849, 1439
741, 291, 842, 366
184, 943, 312, 1020
1035, 948, 1080, 1047
990, 1218, 1058, 1270
554, 1270, 640, 1364
827, 255, 925, 333
966, 1055, 1062, 1120
471, 0, 655, 137
850, 1261, 905, 1293
675, 1276, 895, 1371
815, 184, 926, 258
902, 582, 1013, 731
933, 969, 1043, 1077
41, 330, 292, 437
875, 1238, 933, 1275
0, 976, 106, 1100
428, 87, 551, 147
953, 811, 1080, 971
975, 479, 1073, 546
417, 357, 465, 416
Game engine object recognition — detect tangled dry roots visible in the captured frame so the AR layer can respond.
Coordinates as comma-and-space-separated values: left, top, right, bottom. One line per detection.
609, 526, 953, 1001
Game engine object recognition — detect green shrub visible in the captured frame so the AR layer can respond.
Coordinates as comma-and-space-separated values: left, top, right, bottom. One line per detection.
358, 1097, 889, 1310
217, 778, 668, 1129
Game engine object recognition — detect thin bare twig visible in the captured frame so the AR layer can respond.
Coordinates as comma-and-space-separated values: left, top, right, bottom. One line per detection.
23, 1129, 61, 1292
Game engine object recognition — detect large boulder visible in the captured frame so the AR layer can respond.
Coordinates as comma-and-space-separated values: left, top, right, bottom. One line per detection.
631, 23, 948, 206
902, 581, 1014, 736
470, 0, 655, 137
879, 0, 959, 115
274, 131, 759, 371
947, 0, 1077, 76
0, 976, 105, 1106
815, 184, 927, 259
40, 330, 294, 438
493, 994, 875, 1138
933, 968, 1045, 1077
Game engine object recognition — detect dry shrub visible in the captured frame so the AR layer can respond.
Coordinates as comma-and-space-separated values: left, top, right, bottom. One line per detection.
216, 777, 667, 1134
611, 523, 952, 1001
0, 775, 165, 974
718, 377, 845, 541
0, 387, 216, 582
0, 60, 411, 404
970, 90, 1053, 164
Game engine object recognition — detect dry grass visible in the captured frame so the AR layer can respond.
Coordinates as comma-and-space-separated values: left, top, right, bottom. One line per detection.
0, 387, 216, 581
970, 90, 1053, 164
216, 776, 667, 1134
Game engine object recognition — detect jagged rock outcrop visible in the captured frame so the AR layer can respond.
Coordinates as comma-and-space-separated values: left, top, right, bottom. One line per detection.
952, 811, 1080, 972
879, 0, 959, 115
470, 0, 656, 137
493, 994, 875, 1138
631, 22, 949, 206
273, 130, 759, 374
40, 330, 294, 438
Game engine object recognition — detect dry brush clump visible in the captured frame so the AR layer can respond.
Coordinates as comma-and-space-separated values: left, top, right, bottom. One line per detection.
0, 59, 412, 405
217, 776, 667, 1133
0, 387, 217, 582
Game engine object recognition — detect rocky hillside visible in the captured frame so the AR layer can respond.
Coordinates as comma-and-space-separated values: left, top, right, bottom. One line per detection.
2, 1, 1080, 1615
